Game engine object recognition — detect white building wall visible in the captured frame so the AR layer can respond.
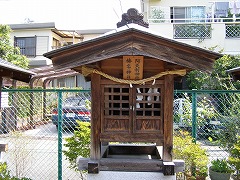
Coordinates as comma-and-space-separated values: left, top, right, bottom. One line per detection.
147, 0, 240, 54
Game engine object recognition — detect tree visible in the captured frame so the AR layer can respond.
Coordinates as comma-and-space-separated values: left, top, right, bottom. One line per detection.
187, 55, 240, 90
0, 24, 29, 69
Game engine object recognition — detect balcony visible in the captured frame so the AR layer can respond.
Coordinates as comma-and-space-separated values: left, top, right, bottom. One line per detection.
147, 16, 240, 54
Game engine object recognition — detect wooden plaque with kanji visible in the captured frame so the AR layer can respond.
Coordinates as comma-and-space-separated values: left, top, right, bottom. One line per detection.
123, 56, 144, 80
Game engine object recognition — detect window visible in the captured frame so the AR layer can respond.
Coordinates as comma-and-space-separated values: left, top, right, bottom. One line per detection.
14, 36, 36, 57
214, 2, 229, 18
171, 6, 205, 23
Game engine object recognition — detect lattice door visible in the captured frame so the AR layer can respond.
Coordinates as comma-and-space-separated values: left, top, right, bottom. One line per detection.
134, 85, 162, 133
101, 84, 163, 134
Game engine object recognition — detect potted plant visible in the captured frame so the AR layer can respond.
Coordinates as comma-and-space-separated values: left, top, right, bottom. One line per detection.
209, 159, 233, 180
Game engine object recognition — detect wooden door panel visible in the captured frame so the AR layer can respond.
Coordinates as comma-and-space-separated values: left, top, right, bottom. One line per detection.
135, 119, 160, 131
103, 118, 129, 132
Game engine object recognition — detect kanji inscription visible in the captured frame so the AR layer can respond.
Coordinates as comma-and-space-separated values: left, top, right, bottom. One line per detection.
123, 56, 144, 80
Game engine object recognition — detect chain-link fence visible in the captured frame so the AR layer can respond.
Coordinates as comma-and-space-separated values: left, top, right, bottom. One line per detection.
0, 89, 239, 179
174, 90, 240, 160
0, 89, 90, 180
174, 90, 240, 179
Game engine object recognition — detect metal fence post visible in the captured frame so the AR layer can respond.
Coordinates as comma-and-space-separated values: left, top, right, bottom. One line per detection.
192, 90, 197, 143
58, 91, 63, 180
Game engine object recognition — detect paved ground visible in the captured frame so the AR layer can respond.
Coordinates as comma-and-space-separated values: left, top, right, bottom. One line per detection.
0, 122, 84, 180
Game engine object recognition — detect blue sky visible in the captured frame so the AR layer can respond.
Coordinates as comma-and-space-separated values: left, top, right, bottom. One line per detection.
0, 0, 141, 30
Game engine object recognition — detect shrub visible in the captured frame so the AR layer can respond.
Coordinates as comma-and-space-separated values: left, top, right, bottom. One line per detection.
0, 162, 31, 180
173, 131, 209, 178
228, 136, 240, 178
63, 121, 91, 170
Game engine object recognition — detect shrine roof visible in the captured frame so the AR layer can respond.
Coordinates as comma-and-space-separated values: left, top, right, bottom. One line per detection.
44, 24, 222, 73
0, 58, 35, 83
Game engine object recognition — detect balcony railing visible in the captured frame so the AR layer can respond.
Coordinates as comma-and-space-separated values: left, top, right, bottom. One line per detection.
226, 24, 240, 38
173, 24, 211, 39
148, 17, 240, 39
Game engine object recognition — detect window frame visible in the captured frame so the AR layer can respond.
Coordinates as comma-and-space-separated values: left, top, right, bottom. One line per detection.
14, 36, 37, 57
170, 6, 205, 23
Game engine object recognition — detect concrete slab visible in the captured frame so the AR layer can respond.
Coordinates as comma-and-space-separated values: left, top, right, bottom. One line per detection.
88, 171, 176, 180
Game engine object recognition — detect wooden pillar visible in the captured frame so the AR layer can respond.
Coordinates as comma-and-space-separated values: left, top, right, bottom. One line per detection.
0, 77, 2, 109
89, 73, 101, 173
12, 80, 17, 131
43, 79, 50, 120
163, 75, 174, 162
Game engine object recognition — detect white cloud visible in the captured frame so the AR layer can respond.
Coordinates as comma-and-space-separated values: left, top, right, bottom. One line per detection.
0, 0, 141, 30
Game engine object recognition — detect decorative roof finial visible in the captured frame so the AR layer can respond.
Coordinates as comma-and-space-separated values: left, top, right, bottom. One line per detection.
117, 8, 149, 28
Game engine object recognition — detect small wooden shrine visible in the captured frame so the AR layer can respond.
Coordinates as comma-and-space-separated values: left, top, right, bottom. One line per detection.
44, 8, 222, 175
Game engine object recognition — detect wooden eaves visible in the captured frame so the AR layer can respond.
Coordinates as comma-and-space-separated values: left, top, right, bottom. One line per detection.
0, 58, 35, 83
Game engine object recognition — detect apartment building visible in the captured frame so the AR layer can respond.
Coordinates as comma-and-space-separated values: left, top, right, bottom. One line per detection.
142, 0, 240, 54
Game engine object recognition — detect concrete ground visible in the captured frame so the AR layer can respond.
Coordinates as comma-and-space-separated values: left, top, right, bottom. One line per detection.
88, 171, 176, 180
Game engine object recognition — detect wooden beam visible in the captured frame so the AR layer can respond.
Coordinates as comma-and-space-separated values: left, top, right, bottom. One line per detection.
99, 158, 163, 172
163, 75, 174, 161
100, 133, 163, 144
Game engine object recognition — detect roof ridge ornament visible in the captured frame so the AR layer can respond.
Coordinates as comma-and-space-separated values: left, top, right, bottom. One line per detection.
117, 8, 149, 28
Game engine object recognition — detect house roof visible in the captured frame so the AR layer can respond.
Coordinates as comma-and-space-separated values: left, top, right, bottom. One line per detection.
9, 22, 83, 39
9, 22, 55, 30
44, 24, 222, 73
227, 66, 240, 80
0, 58, 35, 83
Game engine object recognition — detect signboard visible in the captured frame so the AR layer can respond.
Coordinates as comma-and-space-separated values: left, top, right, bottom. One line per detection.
123, 56, 144, 80
1, 92, 9, 108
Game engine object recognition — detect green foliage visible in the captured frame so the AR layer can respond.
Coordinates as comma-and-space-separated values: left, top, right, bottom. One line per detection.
213, 94, 240, 150
173, 131, 209, 178
63, 121, 91, 170
174, 94, 217, 128
186, 55, 240, 90
210, 159, 233, 173
0, 162, 31, 180
0, 24, 29, 69
150, 8, 165, 23
229, 136, 240, 173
